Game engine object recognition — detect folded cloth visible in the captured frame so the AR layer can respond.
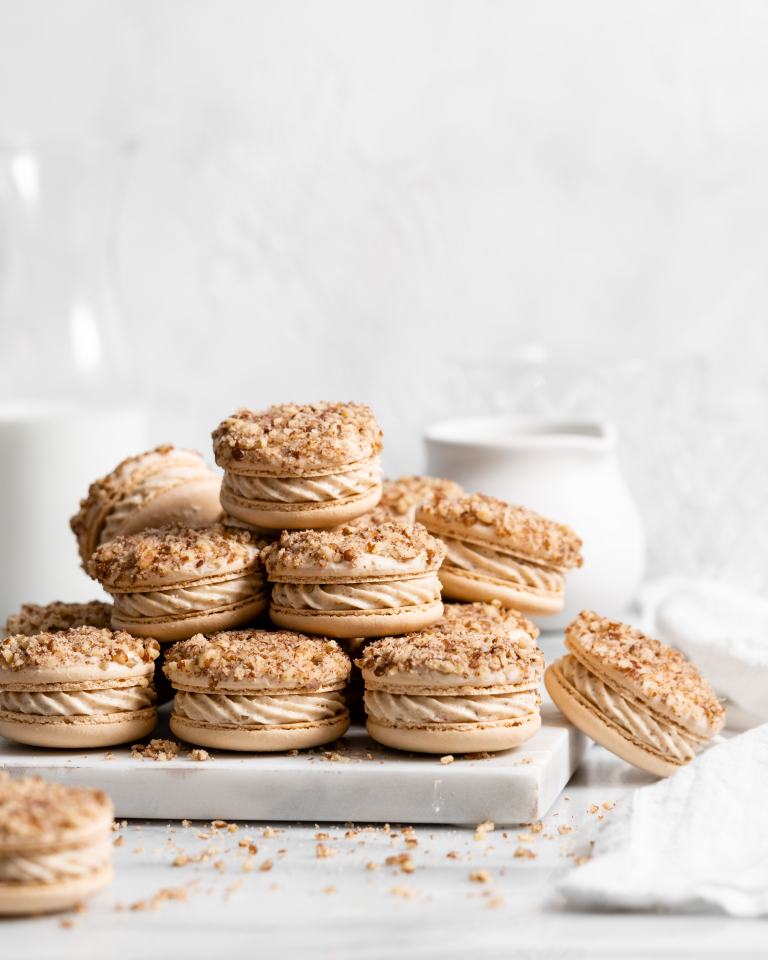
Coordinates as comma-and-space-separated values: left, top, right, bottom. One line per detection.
559, 724, 768, 917
639, 578, 768, 729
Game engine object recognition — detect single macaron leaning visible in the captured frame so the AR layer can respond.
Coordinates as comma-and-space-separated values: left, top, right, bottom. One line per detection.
3, 600, 112, 638
164, 630, 351, 751
0, 627, 159, 748
0, 774, 114, 916
212, 401, 383, 530
545, 611, 725, 777
88, 523, 268, 642
417, 491, 583, 616
70, 445, 223, 566
263, 522, 447, 639
358, 619, 544, 754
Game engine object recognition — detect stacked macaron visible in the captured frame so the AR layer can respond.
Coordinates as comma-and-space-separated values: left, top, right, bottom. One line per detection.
0, 627, 159, 747
418, 491, 583, 616
4, 600, 112, 638
0, 774, 114, 916
213, 402, 383, 530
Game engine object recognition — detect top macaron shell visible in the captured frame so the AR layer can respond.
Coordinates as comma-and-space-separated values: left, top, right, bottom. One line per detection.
3, 601, 113, 638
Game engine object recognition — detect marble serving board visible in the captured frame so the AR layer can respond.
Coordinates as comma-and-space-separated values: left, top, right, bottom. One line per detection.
0, 705, 586, 826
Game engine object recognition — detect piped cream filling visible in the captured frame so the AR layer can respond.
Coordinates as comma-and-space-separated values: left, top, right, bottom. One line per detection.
558, 655, 702, 762
364, 689, 540, 726
442, 537, 564, 593
0, 840, 110, 885
0, 684, 155, 717
223, 458, 381, 504
271, 575, 441, 611
113, 574, 263, 620
173, 690, 346, 726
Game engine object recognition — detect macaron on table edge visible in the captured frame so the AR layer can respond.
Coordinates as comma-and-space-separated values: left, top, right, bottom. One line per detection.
0, 401, 724, 915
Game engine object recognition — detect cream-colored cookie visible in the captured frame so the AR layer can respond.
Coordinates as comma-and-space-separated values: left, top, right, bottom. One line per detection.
212, 402, 383, 530
357, 620, 543, 754
0, 627, 160, 748
545, 610, 725, 777
263, 522, 446, 639
417, 491, 582, 615
164, 630, 351, 751
0, 773, 113, 915
70, 445, 222, 565
88, 523, 268, 642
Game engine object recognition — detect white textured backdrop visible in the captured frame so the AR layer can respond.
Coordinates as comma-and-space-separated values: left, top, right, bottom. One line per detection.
1, 0, 767, 579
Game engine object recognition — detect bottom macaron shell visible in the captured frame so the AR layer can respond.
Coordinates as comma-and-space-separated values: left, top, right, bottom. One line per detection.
544, 663, 683, 778
0, 865, 112, 916
170, 711, 350, 752
0, 708, 157, 749
438, 567, 563, 616
111, 595, 268, 643
366, 714, 541, 755
269, 600, 444, 640
220, 485, 382, 531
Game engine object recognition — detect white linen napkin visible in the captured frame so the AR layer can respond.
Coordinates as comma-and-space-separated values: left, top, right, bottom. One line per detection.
558, 724, 768, 917
639, 578, 768, 729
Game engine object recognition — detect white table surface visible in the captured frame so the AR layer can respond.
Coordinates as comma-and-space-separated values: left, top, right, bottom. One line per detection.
3, 743, 764, 960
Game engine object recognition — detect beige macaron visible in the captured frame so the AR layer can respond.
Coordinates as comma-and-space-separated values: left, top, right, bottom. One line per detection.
371, 475, 464, 524
417, 491, 583, 615
357, 619, 544, 754
0, 627, 159, 748
70, 445, 222, 566
545, 610, 725, 777
263, 522, 447, 639
3, 600, 113, 638
88, 523, 268, 642
164, 630, 351, 751
0, 773, 114, 915
212, 401, 383, 530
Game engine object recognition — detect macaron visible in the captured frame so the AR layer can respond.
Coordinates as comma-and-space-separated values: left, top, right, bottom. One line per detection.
3, 600, 112, 638
417, 491, 583, 615
0, 627, 159, 748
263, 521, 447, 639
357, 619, 544, 754
545, 610, 725, 777
439, 600, 537, 634
375, 475, 464, 524
88, 523, 268, 642
164, 630, 351, 751
70, 445, 222, 565
0, 773, 113, 915
212, 401, 383, 530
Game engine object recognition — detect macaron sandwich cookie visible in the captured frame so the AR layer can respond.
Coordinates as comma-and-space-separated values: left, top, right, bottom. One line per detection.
0, 773, 113, 915
212, 401, 383, 530
417, 491, 582, 615
374, 475, 464, 524
358, 618, 544, 753
88, 523, 268, 642
545, 611, 725, 777
263, 521, 447, 639
164, 630, 351, 751
4, 600, 112, 638
0, 627, 159, 748
70, 445, 222, 565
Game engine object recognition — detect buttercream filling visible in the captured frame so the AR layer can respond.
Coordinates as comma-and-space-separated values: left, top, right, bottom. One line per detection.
223, 458, 381, 504
173, 690, 345, 726
558, 655, 701, 762
0, 840, 110, 885
442, 538, 564, 593
270, 575, 441, 611
364, 689, 541, 726
101, 462, 217, 543
113, 574, 263, 620
0, 684, 155, 717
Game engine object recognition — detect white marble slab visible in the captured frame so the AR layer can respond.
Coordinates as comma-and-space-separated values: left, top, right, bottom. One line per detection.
0, 705, 586, 825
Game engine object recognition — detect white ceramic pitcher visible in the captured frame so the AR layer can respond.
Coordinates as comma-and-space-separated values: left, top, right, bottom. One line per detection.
424, 417, 646, 630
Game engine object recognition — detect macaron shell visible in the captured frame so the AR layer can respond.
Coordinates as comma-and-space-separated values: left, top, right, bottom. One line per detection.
111, 594, 268, 643
438, 567, 564, 615
544, 661, 682, 778
115, 478, 223, 538
220, 484, 382, 531
269, 600, 444, 639
0, 707, 157, 749
366, 714, 541, 754
0, 864, 112, 916
170, 711, 350, 752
